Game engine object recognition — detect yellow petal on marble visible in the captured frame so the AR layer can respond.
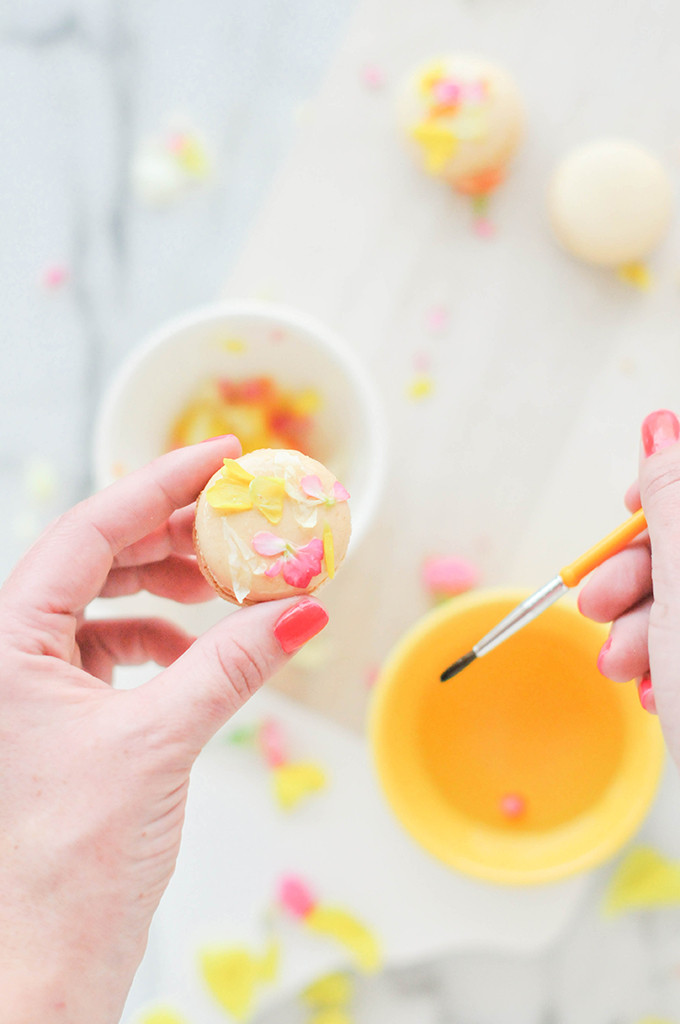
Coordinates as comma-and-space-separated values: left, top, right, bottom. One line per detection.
250, 476, 286, 524
604, 847, 680, 915
406, 373, 434, 400
306, 907, 381, 973
309, 1011, 354, 1024
411, 121, 457, 174
199, 941, 279, 1020
272, 761, 327, 810
175, 135, 211, 178
302, 971, 353, 1009
323, 523, 335, 578
258, 939, 280, 982
137, 1008, 188, 1024
618, 261, 653, 290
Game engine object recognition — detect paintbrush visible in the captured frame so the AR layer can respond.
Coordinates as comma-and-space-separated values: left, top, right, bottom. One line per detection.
440, 507, 647, 682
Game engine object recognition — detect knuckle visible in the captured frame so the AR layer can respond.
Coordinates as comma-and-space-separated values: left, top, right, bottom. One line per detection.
643, 461, 680, 509
211, 633, 269, 708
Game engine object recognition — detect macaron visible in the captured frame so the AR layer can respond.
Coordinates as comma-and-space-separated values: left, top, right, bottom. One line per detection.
400, 54, 524, 195
194, 448, 351, 605
547, 139, 673, 267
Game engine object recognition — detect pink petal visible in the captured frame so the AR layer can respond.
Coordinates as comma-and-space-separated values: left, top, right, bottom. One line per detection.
421, 555, 479, 596
252, 531, 287, 556
300, 474, 325, 500
332, 481, 350, 502
265, 558, 284, 579
278, 875, 315, 918
259, 718, 287, 768
282, 538, 324, 588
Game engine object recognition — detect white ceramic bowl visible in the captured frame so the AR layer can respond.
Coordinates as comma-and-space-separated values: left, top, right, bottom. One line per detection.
93, 301, 386, 552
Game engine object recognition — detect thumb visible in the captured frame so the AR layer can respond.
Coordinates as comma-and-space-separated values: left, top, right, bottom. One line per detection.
136, 597, 328, 756
638, 409, 680, 732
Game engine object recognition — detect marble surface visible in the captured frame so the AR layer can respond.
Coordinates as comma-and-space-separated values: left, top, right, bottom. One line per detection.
6, 0, 680, 1021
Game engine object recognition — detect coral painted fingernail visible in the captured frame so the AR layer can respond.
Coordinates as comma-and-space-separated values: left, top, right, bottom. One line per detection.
274, 598, 329, 654
642, 410, 680, 456
637, 673, 657, 714
597, 636, 612, 674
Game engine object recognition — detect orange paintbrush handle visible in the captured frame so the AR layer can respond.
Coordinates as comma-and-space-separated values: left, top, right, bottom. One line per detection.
559, 507, 648, 588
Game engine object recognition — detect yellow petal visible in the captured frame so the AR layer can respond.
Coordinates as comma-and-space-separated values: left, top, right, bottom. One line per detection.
199, 946, 269, 1020
618, 261, 653, 290
206, 459, 255, 512
411, 122, 457, 174
137, 1009, 188, 1024
273, 761, 327, 810
302, 971, 353, 1009
309, 1012, 354, 1024
406, 373, 433, 400
222, 458, 255, 484
257, 939, 280, 982
604, 847, 680, 915
306, 907, 381, 973
323, 523, 335, 578
206, 478, 254, 513
250, 476, 286, 524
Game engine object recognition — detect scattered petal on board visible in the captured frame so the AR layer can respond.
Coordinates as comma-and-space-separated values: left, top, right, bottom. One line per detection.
604, 847, 680, 915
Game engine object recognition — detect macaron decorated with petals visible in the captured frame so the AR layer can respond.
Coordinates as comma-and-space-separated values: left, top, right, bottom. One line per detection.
194, 449, 351, 605
400, 54, 524, 196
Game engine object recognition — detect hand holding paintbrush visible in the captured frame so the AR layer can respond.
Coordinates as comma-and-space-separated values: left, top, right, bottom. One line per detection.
443, 411, 680, 768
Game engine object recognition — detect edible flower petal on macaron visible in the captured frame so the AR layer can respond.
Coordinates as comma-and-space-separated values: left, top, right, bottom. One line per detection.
300, 475, 350, 506
252, 532, 324, 588
207, 459, 286, 524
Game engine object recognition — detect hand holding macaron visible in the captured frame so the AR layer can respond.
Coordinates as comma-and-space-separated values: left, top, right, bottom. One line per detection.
0, 436, 330, 1023
579, 410, 680, 768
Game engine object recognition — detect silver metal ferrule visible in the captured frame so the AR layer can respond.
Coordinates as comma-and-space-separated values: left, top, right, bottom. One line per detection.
473, 576, 569, 658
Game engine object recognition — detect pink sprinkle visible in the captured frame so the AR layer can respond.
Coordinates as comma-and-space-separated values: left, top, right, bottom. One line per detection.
421, 556, 479, 597
278, 875, 316, 918
41, 264, 69, 289
259, 719, 287, 768
361, 64, 385, 90
500, 793, 526, 820
166, 131, 187, 154
473, 217, 495, 239
425, 305, 449, 333
364, 664, 379, 689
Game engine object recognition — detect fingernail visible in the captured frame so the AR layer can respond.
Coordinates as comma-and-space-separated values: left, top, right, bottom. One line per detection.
597, 636, 612, 674
637, 673, 657, 714
642, 410, 680, 457
199, 433, 238, 443
274, 598, 329, 654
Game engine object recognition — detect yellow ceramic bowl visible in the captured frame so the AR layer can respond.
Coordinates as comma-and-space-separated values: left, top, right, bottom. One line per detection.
369, 589, 665, 885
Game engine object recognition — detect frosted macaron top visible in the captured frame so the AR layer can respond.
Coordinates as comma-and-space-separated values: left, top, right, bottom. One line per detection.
194, 448, 351, 605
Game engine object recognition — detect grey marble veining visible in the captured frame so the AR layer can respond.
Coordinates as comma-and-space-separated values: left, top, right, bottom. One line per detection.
0, 0, 355, 579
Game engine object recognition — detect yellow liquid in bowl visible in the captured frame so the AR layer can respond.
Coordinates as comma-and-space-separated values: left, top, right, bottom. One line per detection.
419, 626, 624, 831
370, 591, 664, 883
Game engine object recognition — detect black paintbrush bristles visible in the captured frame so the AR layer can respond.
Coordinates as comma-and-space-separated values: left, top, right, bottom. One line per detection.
440, 649, 477, 682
